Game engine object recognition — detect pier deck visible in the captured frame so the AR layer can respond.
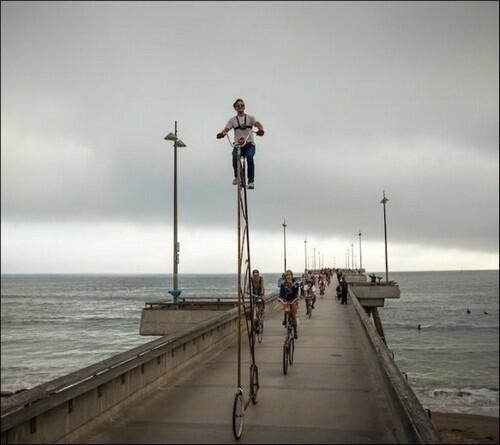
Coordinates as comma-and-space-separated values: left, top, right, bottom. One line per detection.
81, 284, 397, 444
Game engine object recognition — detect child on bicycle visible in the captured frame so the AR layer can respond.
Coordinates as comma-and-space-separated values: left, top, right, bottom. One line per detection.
216, 98, 264, 190
279, 270, 300, 339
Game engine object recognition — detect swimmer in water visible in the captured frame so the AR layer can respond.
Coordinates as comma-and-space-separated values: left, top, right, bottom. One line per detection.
417, 324, 421, 331
466, 309, 471, 314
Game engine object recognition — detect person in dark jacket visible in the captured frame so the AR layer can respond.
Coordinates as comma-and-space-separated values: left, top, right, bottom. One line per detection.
340, 277, 349, 305
279, 270, 300, 339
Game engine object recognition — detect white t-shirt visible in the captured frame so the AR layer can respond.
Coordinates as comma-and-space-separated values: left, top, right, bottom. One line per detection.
225, 114, 256, 145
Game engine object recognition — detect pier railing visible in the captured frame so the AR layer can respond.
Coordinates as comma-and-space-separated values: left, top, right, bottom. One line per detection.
349, 290, 441, 444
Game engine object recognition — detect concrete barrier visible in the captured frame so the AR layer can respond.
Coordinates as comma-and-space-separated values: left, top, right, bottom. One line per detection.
0, 294, 281, 445
140, 300, 238, 336
348, 291, 441, 444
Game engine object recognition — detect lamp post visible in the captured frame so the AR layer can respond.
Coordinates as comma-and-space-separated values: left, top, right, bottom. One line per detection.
358, 230, 363, 271
164, 121, 187, 304
381, 191, 389, 283
347, 249, 350, 270
351, 243, 354, 269
304, 239, 308, 271
282, 219, 287, 273
313, 248, 316, 270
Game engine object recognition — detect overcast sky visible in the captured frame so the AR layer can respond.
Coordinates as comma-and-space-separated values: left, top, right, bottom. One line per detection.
1, 1, 498, 273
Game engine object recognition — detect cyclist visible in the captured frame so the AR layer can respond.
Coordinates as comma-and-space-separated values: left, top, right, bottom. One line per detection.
216, 98, 264, 190
279, 270, 300, 339
304, 278, 316, 309
251, 269, 265, 311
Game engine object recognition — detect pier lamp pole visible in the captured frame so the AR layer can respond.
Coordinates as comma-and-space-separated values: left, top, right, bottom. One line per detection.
304, 239, 308, 271
164, 121, 187, 304
347, 249, 350, 270
351, 243, 354, 270
282, 219, 287, 273
358, 230, 363, 271
318, 251, 320, 270
333, 256, 336, 268
313, 248, 316, 270
381, 191, 389, 283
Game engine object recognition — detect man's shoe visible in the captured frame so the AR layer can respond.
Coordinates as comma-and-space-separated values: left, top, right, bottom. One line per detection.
248, 182, 255, 189
232, 178, 238, 185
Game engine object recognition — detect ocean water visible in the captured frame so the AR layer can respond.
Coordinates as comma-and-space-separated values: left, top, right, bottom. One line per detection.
1, 271, 498, 417
380, 270, 499, 417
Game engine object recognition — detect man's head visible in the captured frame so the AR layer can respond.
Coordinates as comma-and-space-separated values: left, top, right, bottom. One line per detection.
252, 269, 260, 277
233, 98, 245, 113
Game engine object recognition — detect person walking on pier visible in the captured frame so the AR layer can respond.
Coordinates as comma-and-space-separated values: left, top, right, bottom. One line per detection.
216, 98, 264, 190
340, 277, 349, 305
279, 270, 300, 339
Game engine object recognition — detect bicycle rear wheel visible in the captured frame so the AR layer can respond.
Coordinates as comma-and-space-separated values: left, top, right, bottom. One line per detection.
250, 363, 259, 404
283, 343, 289, 375
232, 388, 245, 440
257, 319, 264, 344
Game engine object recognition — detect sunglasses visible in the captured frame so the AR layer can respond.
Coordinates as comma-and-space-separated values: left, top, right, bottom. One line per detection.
236, 103, 245, 108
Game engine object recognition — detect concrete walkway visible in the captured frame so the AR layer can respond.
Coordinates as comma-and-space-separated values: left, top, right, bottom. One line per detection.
82, 283, 397, 444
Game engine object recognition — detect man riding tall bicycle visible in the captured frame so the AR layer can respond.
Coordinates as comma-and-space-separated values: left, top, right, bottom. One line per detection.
216, 98, 265, 190
279, 270, 300, 339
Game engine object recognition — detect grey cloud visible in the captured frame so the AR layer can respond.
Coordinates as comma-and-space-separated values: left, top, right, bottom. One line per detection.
1, 1, 498, 253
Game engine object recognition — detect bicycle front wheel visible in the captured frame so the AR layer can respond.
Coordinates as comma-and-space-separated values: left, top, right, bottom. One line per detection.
289, 338, 295, 365
283, 343, 289, 375
232, 389, 245, 440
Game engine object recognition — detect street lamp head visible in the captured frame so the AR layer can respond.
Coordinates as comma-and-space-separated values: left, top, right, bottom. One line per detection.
164, 132, 177, 141
176, 139, 187, 148
381, 190, 389, 204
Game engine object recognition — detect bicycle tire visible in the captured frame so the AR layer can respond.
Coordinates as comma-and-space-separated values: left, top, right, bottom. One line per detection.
250, 364, 259, 404
283, 343, 289, 375
289, 338, 295, 365
232, 389, 245, 440
257, 319, 264, 344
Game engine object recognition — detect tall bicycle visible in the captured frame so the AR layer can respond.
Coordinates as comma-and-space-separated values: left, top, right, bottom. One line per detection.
224, 131, 260, 440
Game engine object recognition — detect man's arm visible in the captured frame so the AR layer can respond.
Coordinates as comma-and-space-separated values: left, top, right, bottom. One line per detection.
217, 119, 233, 139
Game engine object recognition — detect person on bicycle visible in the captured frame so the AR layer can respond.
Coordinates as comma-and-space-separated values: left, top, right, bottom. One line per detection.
304, 278, 316, 308
251, 269, 265, 310
216, 98, 264, 190
279, 270, 300, 339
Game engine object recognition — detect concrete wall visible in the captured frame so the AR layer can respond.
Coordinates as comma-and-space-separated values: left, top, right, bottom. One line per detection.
348, 291, 441, 444
140, 308, 228, 336
1, 295, 281, 445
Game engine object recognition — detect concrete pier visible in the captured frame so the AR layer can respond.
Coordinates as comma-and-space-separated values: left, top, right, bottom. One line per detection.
78, 285, 411, 444
1, 277, 439, 444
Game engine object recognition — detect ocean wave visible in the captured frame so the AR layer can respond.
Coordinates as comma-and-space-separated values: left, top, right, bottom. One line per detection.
384, 322, 499, 331
416, 386, 499, 417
